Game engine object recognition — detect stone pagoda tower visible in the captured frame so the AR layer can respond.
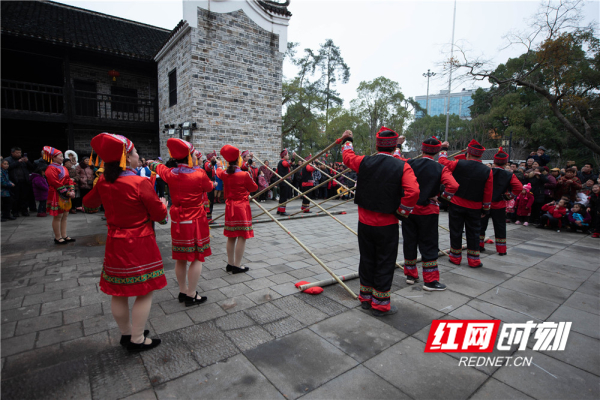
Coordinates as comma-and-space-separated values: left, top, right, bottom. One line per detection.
155, 0, 291, 161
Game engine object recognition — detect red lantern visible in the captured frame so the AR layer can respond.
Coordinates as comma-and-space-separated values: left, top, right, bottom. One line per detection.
108, 69, 120, 82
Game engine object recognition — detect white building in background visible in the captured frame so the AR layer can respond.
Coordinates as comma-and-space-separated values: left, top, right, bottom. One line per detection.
415, 88, 476, 120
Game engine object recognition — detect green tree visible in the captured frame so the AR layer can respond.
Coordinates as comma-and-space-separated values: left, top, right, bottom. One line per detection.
311, 39, 350, 133
454, 0, 600, 158
351, 77, 419, 153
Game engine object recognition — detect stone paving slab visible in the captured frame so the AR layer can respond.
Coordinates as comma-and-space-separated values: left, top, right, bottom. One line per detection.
1, 202, 599, 399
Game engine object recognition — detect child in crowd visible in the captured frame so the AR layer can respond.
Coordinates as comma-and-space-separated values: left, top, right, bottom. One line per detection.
568, 203, 591, 233
258, 170, 268, 202
31, 165, 49, 217
515, 183, 534, 226
538, 199, 568, 231
588, 184, 600, 238
1, 159, 16, 222
506, 197, 516, 223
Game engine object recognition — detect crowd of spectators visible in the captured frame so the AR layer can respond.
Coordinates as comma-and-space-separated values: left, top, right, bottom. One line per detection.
503, 146, 600, 236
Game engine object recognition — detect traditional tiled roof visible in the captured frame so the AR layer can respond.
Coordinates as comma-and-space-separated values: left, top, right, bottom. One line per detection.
1, 1, 170, 61
257, 0, 292, 17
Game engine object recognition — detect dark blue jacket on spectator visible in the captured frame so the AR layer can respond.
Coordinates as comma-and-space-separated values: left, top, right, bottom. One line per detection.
531, 153, 550, 167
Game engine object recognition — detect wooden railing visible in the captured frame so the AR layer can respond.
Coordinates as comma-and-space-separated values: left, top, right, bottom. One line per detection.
1, 80, 64, 113
1, 80, 156, 123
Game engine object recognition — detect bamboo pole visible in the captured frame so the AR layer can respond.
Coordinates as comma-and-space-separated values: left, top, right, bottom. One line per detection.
296, 153, 356, 190
412, 148, 466, 160
313, 158, 357, 185
254, 156, 360, 235
211, 139, 342, 222
251, 166, 353, 219
289, 187, 356, 217
209, 210, 347, 228
250, 198, 358, 299
300, 242, 470, 290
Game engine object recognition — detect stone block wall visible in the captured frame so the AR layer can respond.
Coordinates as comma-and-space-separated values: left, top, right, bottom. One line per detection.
158, 7, 283, 162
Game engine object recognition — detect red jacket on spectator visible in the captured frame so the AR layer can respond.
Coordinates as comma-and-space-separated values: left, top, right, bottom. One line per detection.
555, 176, 582, 202
541, 203, 567, 219
515, 192, 535, 216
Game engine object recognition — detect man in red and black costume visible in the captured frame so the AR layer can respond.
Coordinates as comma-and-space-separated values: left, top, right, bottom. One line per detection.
300, 160, 316, 213
480, 147, 522, 255
439, 139, 493, 268
403, 137, 459, 290
203, 151, 217, 223
276, 149, 295, 216
342, 127, 420, 316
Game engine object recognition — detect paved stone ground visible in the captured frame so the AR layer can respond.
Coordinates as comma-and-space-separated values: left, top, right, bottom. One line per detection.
1, 199, 599, 399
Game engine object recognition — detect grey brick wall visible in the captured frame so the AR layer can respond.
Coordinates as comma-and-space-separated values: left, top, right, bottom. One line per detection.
158, 8, 283, 162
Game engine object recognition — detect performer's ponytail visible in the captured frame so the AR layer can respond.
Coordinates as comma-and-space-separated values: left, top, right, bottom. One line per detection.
227, 161, 237, 174
104, 161, 122, 183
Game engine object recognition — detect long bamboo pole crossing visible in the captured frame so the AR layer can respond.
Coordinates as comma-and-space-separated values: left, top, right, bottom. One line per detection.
295, 153, 356, 191
288, 186, 356, 217
250, 198, 358, 299
254, 156, 360, 236
210, 139, 342, 222
251, 166, 353, 219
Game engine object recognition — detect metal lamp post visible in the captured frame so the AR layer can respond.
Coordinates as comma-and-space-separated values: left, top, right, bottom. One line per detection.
422, 69, 436, 116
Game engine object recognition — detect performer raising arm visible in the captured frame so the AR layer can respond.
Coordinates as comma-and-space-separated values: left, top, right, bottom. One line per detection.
341, 128, 419, 317
403, 137, 459, 290
217, 145, 259, 274
83, 133, 167, 353
148, 139, 216, 307
439, 139, 493, 268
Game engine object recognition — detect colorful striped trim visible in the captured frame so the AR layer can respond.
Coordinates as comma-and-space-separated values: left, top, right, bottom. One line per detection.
360, 285, 373, 294
422, 261, 438, 268
83, 206, 100, 213
496, 238, 507, 244
372, 297, 390, 306
372, 288, 391, 300
173, 242, 211, 253
147, 162, 160, 172
224, 225, 253, 232
101, 268, 164, 285
467, 249, 480, 256
450, 248, 462, 255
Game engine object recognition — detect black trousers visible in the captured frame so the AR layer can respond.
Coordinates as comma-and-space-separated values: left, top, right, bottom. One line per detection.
11, 182, 30, 215
448, 203, 482, 265
402, 213, 439, 262
2, 196, 12, 218
278, 181, 292, 211
480, 208, 507, 253
358, 222, 398, 311
155, 178, 166, 198
207, 189, 214, 219
301, 185, 314, 207
540, 213, 561, 229
531, 201, 544, 223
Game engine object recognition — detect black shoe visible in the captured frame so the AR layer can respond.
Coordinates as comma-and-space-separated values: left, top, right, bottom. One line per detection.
120, 330, 150, 347
178, 292, 186, 303
62, 237, 76, 242
423, 281, 447, 291
371, 305, 398, 317
54, 238, 67, 245
406, 275, 419, 285
360, 302, 372, 310
226, 264, 233, 272
498, 253, 507, 256
21, 211, 29, 217
279, 212, 289, 216
230, 265, 250, 274
126, 338, 162, 353
479, 246, 486, 252
185, 291, 208, 307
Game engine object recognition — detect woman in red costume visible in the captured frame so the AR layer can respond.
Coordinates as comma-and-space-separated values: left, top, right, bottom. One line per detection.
43, 146, 76, 244
217, 145, 258, 274
148, 139, 215, 307
83, 133, 167, 353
